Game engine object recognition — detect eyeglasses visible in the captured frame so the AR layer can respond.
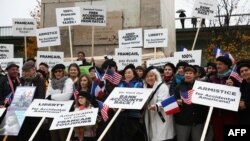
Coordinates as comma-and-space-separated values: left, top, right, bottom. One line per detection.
54, 70, 63, 73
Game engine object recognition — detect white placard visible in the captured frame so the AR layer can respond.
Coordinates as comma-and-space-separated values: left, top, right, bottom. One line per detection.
25, 99, 73, 118
50, 108, 98, 130
0, 44, 14, 59
146, 57, 178, 68
104, 88, 153, 109
192, 0, 218, 19
12, 18, 36, 36
36, 27, 61, 48
114, 48, 142, 70
144, 28, 168, 48
192, 81, 241, 111
0, 108, 6, 117
56, 7, 81, 26
64, 61, 82, 67
174, 50, 202, 66
80, 5, 107, 26
0, 58, 23, 73
119, 28, 143, 48
36, 51, 64, 71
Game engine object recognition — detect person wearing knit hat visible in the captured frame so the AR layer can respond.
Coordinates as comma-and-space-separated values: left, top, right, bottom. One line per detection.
216, 56, 232, 68
163, 63, 176, 88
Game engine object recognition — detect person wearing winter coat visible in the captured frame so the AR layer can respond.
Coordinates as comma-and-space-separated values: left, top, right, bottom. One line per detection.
144, 66, 175, 141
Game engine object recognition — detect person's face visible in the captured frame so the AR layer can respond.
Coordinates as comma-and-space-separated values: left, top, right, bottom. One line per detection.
207, 66, 214, 75
177, 66, 185, 75
69, 66, 78, 78
78, 53, 85, 60
7, 67, 19, 78
39, 65, 48, 73
184, 71, 195, 83
164, 66, 174, 77
23, 68, 36, 78
89, 69, 96, 79
124, 68, 134, 82
145, 72, 156, 86
78, 96, 87, 106
54, 69, 64, 79
80, 76, 89, 88
136, 69, 144, 79
216, 61, 228, 73
240, 67, 250, 81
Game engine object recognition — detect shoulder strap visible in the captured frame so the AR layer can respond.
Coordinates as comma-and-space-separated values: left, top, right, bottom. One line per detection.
148, 82, 164, 103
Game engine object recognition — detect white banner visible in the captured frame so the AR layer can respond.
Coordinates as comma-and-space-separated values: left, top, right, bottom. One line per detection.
80, 5, 107, 26
174, 50, 202, 66
114, 48, 142, 70
12, 18, 36, 36
192, 81, 241, 111
36, 51, 64, 71
0, 44, 14, 59
104, 88, 153, 109
0, 58, 23, 73
56, 7, 81, 26
192, 0, 218, 19
146, 57, 178, 68
50, 108, 98, 130
144, 28, 168, 48
119, 28, 143, 48
36, 27, 61, 48
25, 99, 73, 118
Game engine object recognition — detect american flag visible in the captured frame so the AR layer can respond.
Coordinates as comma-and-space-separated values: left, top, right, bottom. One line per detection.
103, 69, 122, 85
97, 100, 109, 122
230, 65, 243, 83
180, 89, 194, 105
73, 89, 79, 100
5, 92, 13, 105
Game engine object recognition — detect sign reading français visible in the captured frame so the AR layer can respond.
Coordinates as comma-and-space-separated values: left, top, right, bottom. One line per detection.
0, 44, 14, 59
119, 28, 143, 48
192, 81, 241, 111
25, 99, 73, 118
36, 51, 64, 71
56, 7, 81, 26
174, 50, 202, 66
104, 88, 153, 109
192, 0, 218, 19
114, 48, 142, 70
12, 18, 36, 36
50, 108, 98, 130
144, 28, 168, 48
80, 5, 107, 26
36, 27, 61, 48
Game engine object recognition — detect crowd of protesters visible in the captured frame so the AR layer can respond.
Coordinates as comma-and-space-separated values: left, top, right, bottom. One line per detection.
0, 50, 249, 141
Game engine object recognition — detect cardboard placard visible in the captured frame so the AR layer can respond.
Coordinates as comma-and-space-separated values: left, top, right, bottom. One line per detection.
36, 27, 61, 48
192, 0, 218, 19
12, 18, 36, 36
174, 50, 202, 66
144, 28, 168, 48
119, 28, 143, 48
0, 44, 14, 59
56, 7, 81, 26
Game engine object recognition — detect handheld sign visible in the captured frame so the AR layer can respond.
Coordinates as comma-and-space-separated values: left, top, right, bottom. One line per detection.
174, 50, 202, 66
118, 28, 143, 48
104, 88, 153, 109
36, 51, 64, 71
144, 28, 168, 48
0, 58, 23, 74
25, 99, 73, 118
192, 0, 218, 19
0, 44, 14, 59
0, 108, 6, 117
36, 27, 61, 48
192, 81, 241, 111
114, 48, 142, 70
56, 7, 81, 26
50, 108, 98, 130
12, 18, 36, 36
146, 57, 178, 68
80, 5, 107, 26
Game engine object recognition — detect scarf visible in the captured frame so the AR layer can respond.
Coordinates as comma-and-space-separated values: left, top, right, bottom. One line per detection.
51, 76, 68, 91
175, 74, 184, 84
164, 76, 173, 83
217, 69, 232, 78
23, 73, 37, 86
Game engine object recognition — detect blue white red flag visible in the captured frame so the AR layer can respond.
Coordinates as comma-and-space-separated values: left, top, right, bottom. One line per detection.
91, 80, 104, 99
161, 96, 180, 115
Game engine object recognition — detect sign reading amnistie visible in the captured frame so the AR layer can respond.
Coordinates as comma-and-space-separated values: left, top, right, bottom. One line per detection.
192, 81, 241, 111
12, 18, 36, 36
36, 27, 61, 48
56, 7, 81, 26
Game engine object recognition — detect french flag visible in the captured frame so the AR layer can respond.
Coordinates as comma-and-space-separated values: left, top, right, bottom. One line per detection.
160, 96, 180, 115
213, 48, 225, 58
91, 80, 104, 99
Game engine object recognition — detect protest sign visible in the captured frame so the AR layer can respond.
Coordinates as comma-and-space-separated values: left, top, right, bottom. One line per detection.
36, 51, 64, 71
36, 27, 61, 48
192, 81, 241, 111
0, 44, 14, 59
80, 5, 107, 26
104, 88, 153, 109
56, 7, 81, 26
79, 66, 91, 75
144, 28, 168, 48
0, 58, 23, 74
12, 18, 36, 36
192, 0, 218, 19
174, 50, 202, 66
0, 108, 6, 117
50, 108, 98, 130
114, 48, 142, 70
25, 99, 73, 118
146, 57, 178, 68
119, 28, 143, 48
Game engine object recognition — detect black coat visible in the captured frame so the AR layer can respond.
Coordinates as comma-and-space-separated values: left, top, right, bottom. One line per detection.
174, 81, 208, 125
239, 80, 250, 125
